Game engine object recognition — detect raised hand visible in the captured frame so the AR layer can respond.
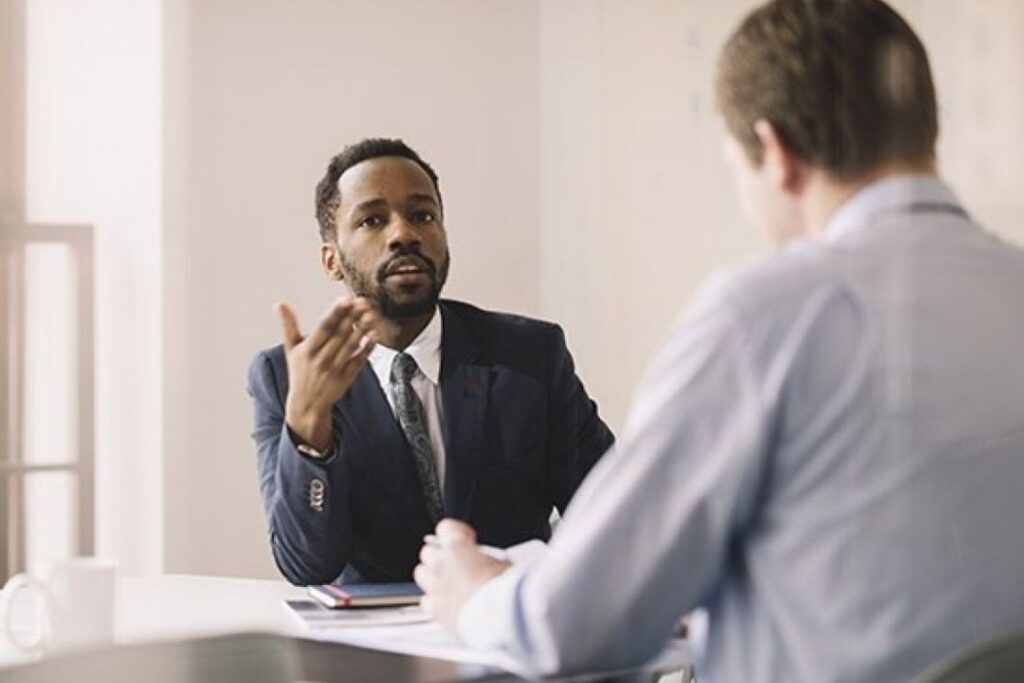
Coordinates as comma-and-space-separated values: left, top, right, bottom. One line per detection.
277, 297, 381, 453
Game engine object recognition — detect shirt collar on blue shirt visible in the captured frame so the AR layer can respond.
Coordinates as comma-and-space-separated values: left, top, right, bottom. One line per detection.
369, 307, 443, 387
824, 174, 964, 242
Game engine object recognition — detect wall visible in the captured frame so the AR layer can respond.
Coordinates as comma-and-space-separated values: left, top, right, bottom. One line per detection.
163, 0, 541, 576
539, 0, 760, 429
24, 0, 163, 577
0, 0, 24, 223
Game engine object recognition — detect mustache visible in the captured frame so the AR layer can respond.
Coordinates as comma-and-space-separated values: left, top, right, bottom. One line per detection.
376, 248, 437, 282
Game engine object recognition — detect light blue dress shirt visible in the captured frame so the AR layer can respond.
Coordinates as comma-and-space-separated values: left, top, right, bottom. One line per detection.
456, 176, 1024, 682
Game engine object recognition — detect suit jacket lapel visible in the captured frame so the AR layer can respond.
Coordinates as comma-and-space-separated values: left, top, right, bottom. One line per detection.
438, 303, 489, 519
334, 366, 433, 534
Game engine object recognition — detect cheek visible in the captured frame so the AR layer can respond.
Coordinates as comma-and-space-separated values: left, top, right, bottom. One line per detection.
425, 227, 448, 255
336, 243, 379, 282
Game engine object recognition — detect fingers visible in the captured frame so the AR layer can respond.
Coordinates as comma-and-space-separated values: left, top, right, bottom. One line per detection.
342, 333, 377, 372
319, 307, 379, 371
276, 303, 303, 350
413, 562, 432, 592
419, 540, 441, 565
419, 594, 436, 619
306, 299, 354, 355
435, 519, 477, 545
308, 297, 382, 358
330, 307, 377, 365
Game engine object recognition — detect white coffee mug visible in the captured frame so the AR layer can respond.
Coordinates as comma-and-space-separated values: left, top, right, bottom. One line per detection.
0, 557, 116, 653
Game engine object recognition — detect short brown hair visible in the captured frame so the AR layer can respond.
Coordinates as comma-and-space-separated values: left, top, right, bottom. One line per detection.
715, 0, 938, 179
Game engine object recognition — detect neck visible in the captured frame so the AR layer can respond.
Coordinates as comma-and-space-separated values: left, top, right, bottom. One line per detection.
802, 157, 938, 238
376, 309, 435, 351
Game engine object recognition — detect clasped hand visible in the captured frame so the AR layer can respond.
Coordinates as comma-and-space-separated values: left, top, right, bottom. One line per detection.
415, 519, 511, 630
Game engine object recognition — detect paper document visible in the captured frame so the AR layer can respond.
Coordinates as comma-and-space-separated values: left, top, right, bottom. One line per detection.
284, 600, 429, 630
305, 619, 517, 672
284, 565, 689, 679
300, 613, 691, 678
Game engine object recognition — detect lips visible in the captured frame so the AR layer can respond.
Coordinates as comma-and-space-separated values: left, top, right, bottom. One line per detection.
383, 255, 432, 278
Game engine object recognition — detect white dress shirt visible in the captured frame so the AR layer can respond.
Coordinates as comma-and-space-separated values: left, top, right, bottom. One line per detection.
368, 308, 447, 484
455, 176, 1024, 682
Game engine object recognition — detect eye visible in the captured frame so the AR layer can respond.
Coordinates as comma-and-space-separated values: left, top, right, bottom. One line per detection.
411, 210, 436, 224
357, 214, 383, 229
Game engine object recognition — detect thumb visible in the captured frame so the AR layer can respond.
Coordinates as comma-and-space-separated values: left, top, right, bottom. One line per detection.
435, 518, 477, 545
275, 302, 303, 349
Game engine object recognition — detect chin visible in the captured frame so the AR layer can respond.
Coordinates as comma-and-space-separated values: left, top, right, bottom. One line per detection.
379, 292, 440, 320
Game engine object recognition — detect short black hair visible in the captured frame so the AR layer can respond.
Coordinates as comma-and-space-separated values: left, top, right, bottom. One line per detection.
314, 138, 442, 242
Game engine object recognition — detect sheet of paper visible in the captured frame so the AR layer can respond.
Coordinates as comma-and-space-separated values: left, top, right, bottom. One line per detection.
283, 600, 429, 630
303, 616, 691, 679
306, 620, 512, 669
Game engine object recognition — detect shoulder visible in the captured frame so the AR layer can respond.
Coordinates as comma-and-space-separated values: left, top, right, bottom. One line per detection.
696, 239, 857, 324
247, 344, 288, 397
682, 240, 869, 373
249, 343, 286, 372
440, 299, 566, 347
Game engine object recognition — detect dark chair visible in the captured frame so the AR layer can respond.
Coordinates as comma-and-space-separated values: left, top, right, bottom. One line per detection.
912, 631, 1024, 683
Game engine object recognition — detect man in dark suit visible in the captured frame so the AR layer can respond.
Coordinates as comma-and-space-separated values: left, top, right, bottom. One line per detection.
248, 138, 613, 586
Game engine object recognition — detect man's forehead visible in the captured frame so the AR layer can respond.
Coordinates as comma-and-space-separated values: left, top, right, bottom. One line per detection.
337, 156, 437, 203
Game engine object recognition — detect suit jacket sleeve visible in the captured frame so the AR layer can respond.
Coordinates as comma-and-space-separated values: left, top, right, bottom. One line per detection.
247, 349, 352, 585
544, 325, 615, 512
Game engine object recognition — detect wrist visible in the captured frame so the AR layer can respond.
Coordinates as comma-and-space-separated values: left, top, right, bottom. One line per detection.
285, 404, 333, 453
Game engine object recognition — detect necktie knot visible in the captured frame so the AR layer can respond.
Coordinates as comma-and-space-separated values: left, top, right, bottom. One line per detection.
391, 352, 418, 384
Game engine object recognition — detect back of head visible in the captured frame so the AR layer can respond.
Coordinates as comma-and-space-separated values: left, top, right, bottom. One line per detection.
716, 0, 938, 179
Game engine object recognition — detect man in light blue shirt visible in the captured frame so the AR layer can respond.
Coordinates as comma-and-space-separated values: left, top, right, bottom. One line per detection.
414, 1, 1024, 681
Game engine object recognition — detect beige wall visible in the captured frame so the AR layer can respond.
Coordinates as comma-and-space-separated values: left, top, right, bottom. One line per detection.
22, 0, 163, 577
164, 0, 1024, 577
0, 0, 24, 222
539, 0, 761, 429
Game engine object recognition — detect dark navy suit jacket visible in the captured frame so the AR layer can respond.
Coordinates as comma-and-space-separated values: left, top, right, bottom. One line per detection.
247, 299, 614, 585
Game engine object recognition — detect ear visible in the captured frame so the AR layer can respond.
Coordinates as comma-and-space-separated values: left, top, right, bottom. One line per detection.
753, 120, 804, 194
320, 242, 345, 281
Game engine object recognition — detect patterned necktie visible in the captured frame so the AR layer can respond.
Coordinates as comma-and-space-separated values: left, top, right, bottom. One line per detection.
389, 352, 445, 523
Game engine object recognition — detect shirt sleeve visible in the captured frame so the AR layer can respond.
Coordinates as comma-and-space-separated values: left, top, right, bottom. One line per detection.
455, 281, 771, 676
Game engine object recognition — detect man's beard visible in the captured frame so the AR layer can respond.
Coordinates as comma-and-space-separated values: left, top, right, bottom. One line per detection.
339, 247, 450, 320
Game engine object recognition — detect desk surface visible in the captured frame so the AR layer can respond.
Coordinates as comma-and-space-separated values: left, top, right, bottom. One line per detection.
117, 574, 307, 642
1, 574, 686, 682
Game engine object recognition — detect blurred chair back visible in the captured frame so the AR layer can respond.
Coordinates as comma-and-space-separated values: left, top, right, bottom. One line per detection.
0, 632, 299, 683
913, 631, 1024, 683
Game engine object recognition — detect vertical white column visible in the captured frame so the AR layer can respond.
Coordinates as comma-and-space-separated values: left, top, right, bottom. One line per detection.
25, 0, 163, 576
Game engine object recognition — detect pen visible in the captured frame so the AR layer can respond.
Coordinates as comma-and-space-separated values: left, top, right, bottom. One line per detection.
422, 534, 510, 562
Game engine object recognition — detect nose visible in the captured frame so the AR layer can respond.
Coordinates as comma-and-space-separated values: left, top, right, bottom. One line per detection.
386, 214, 421, 252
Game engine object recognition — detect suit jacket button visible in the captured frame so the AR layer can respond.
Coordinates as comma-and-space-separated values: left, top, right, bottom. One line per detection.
310, 479, 325, 510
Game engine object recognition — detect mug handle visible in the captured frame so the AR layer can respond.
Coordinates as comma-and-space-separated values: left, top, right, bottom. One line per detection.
0, 573, 48, 651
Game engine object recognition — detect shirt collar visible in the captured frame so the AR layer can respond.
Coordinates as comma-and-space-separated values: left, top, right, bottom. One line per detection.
824, 174, 964, 242
368, 307, 443, 387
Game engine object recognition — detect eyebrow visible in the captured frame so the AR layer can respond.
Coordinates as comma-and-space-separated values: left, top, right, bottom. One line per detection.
350, 198, 387, 217
408, 193, 439, 207
347, 193, 439, 221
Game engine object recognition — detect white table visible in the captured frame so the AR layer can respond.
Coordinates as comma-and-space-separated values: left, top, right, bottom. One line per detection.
116, 574, 307, 642
0, 574, 306, 669
1, 575, 690, 682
